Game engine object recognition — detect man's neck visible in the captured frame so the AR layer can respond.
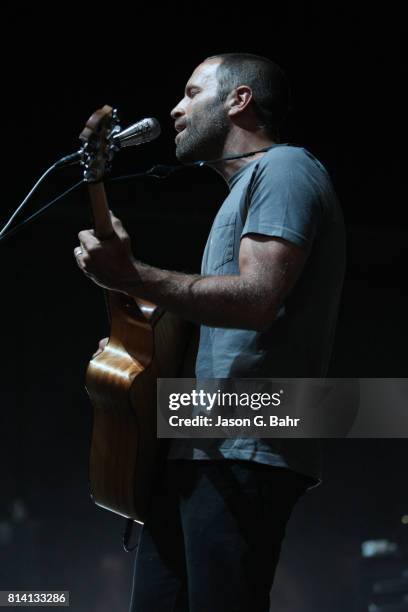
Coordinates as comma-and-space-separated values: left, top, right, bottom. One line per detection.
208, 133, 278, 182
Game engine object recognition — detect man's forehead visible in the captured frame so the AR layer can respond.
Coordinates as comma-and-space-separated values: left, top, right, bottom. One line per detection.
185, 59, 220, 89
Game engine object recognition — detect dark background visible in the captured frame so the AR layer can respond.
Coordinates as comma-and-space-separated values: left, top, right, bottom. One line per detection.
0, 4, 406, 611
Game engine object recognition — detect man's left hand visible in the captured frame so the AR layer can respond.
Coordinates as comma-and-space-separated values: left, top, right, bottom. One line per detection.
74, 213, 139, 293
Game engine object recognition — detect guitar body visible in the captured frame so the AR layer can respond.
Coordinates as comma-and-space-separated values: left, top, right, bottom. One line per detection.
86, 292, 193, 523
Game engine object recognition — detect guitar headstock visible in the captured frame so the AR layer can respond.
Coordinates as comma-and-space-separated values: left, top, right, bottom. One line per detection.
79, 105, 121, 182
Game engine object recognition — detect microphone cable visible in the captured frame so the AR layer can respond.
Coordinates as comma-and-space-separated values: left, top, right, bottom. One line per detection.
0, 152, 82, 243
0, 178, 84, 244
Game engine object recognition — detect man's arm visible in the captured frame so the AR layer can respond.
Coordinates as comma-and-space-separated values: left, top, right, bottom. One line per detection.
75, 215, 309, 332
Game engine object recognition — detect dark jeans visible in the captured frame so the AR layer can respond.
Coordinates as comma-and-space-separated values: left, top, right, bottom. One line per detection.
129, 459, 310, 612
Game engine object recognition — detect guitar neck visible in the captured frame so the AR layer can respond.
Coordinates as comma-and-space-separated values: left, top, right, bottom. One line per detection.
88, 182, 114, 240
87, 180, 158, 323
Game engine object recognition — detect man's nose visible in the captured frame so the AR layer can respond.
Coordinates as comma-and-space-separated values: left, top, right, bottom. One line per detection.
170, 100, 185, 120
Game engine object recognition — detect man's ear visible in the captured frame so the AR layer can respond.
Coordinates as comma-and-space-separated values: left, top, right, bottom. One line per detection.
225, 85, 253, 117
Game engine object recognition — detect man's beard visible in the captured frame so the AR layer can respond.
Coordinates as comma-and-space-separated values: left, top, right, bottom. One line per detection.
175, 98, 230, 164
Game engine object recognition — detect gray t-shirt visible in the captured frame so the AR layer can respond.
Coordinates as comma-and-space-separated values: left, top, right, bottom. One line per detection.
168, 144, 346, 482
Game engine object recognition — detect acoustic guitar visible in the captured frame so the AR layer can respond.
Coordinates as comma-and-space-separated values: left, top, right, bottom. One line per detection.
79, 105, 192, 523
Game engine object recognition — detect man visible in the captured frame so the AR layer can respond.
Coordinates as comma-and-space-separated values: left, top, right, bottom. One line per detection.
75, 53, 345, 612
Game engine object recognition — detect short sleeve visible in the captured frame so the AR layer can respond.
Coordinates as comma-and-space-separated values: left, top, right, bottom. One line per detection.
242, 148, 324, 248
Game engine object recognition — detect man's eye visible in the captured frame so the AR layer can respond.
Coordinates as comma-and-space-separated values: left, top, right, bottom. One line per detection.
190, 90, 199, 98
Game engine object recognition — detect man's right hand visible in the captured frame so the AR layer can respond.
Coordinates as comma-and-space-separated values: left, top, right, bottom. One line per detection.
92, 337, 109, 358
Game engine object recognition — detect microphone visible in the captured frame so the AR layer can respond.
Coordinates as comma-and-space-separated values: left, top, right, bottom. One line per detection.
113, 117, 161, 148
54, 117, 161, 168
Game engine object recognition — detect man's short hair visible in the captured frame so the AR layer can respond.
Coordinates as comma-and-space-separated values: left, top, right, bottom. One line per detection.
206, 52, 290, 140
